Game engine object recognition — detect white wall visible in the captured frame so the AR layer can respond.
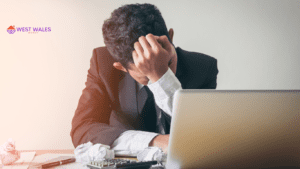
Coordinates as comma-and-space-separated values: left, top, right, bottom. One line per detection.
0, 0, 299, 150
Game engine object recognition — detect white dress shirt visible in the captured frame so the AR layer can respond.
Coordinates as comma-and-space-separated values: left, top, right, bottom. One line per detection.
111, 68, 182, 155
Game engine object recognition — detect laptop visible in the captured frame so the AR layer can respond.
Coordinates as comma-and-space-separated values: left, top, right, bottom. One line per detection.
166, 90, 300, 169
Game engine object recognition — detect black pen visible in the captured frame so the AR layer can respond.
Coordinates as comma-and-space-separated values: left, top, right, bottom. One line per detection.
41, 157, 76, 168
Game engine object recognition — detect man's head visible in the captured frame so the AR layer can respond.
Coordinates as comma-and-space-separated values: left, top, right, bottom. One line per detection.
102, 3, 175, 85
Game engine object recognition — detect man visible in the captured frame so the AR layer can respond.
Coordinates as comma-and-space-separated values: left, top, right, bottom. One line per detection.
70, 3, 218, 154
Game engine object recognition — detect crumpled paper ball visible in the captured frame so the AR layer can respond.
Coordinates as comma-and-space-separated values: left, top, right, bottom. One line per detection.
137, 147, 167, 166
0, 138, 20, 165
74, 141, 114, 165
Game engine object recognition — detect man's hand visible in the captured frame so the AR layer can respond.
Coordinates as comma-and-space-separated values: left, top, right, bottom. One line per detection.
132, 34, 177, 83
149, 134, 170, 154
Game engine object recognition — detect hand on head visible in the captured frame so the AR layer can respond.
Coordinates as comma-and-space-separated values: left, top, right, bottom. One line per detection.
132, 33, 177, 83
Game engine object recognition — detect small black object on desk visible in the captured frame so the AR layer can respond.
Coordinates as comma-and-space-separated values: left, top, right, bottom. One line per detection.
87, 159, 158, 169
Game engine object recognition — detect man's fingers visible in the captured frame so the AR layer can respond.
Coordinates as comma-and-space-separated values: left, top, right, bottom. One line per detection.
145, 34, 161, 51
157, 35, 171, 51
132, 50, 139, 63
134, 41, 144, 58
138, 36, 151, 53
153, 35, 160, 41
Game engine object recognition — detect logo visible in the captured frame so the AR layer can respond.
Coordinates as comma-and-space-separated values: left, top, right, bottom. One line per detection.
7, 25, 16, 34
6, 25, 51, 34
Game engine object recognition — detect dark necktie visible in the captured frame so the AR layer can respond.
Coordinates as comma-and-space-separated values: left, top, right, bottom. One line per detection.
136, 86, 157, 132
136, 86, 170, 134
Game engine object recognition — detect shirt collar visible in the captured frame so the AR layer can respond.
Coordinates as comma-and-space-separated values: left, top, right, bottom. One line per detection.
137, 82, 144, 92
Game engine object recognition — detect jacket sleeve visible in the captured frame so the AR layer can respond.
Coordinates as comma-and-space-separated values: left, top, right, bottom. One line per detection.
70, 49, 127, 148
201, 58, 219, 89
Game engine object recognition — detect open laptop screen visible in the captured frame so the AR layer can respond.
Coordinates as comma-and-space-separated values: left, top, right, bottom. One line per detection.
167, 90, 300, 169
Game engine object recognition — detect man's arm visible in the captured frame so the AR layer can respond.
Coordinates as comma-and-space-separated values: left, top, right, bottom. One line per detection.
148, 67, 182, 116
130, 34, 178, 154
132, 34, 179, 115
70, 49, 127, 148
147, 58, 218, 154
111, 130, 158, 152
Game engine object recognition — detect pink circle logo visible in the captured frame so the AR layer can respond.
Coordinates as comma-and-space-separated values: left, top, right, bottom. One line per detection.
7, 25, 16, 34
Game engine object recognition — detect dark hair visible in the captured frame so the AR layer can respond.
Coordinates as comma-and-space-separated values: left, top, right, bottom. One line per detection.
102, 3, 171, 69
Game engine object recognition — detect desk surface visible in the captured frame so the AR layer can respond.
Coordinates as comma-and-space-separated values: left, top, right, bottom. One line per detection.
21, 150, 74, 156
21, 149, 138, 161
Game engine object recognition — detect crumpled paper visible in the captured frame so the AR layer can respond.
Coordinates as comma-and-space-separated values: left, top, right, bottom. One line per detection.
137, 147, 167, 166
75, 142, 167, 168
74, 141, 114, 165
0, 138, 20, 166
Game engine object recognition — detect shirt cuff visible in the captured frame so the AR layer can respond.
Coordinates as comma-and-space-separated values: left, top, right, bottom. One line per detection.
148, 68, 181, 99
111, 130, 159, 151
147, 68, 182, 112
